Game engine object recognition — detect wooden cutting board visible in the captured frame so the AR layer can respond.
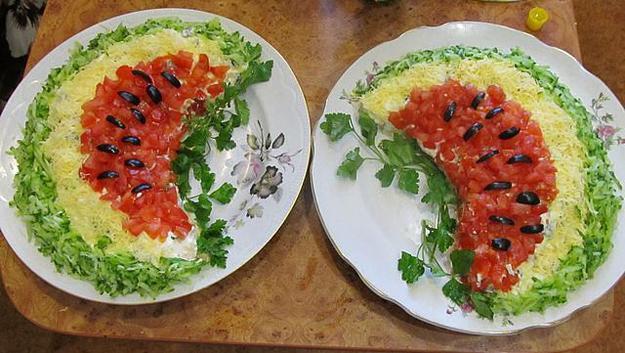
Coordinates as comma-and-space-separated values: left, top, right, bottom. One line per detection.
2, 0, 611, 351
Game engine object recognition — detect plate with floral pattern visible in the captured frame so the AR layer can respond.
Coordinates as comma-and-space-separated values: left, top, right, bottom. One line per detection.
0, 9, 310, 304
311, 21, 625, 334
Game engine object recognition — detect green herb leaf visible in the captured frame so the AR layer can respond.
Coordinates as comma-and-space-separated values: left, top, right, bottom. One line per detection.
197, 193, 212, 209
379, 133, 417, 167
220, 84, 238, 104
234, 96, 250, 125
190, 194, 213, 227
320, 113, 353, 141
214, 121, 237, 151
442, 278, 470, 306
398, 251, 425, 284
175, 171, 192, 199
421, 209, 455, 254
375, 164, 395, 187
437, 234, 455, 254
172, 152, 192, 175
450, 249, 475, 276
180, 128, 210, 155
196, 219, 233, 268
239, 60, 273, 87
172, 154, 193, 198
436, 212, 456, 252
337, 147, 364, 180
358, 111, 378, 146
470, 292, 494, 320
192, 162, 216, 193
398, 169, 419, 194
209, 183, 237, 204
421, 169, 457, 206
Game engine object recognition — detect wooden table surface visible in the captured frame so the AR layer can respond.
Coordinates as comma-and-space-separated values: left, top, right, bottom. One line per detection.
0, 0, 613, 352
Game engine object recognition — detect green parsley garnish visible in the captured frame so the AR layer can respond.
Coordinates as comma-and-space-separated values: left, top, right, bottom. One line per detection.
337, 147, 365, 180
172, 56, 273, 264
321, 111, 495, 319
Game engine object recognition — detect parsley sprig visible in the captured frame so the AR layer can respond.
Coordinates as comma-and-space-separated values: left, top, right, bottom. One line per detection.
321, 112, 493, 319
172, 59, 273, 268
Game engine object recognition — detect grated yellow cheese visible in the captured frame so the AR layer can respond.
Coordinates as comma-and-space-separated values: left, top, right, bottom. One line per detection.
43, 29, 229, 263
360, 58, 587, 295
361, 63, 449, 121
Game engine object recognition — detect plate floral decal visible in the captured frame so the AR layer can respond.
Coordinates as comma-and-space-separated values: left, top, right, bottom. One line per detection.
591, 93, 625, 149
229, 121, 302, 228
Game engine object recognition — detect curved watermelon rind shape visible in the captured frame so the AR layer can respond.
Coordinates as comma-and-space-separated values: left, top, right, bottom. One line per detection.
9, 18, 269, 297
344, 45, 621, 317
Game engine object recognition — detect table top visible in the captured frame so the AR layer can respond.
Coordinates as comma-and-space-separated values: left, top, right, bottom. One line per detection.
0, 0, 612, 351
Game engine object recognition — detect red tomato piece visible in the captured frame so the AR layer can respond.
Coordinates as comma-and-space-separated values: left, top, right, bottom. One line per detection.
210, 65, 229, 80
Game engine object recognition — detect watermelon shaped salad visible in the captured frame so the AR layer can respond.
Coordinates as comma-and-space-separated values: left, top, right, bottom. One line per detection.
9, 18, 274, 297
320, 46, 622, 319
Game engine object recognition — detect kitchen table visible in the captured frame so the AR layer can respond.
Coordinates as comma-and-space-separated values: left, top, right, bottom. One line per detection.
0, 0, 612, 351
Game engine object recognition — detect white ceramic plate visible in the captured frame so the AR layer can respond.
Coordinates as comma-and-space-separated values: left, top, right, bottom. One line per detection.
311, 21, 625, 335
0, 9, 310, 304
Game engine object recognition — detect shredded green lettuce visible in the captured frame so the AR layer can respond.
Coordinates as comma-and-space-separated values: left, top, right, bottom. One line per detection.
9, 18, 269, 297
354, 45, 622, 316
494, 48, 622, 315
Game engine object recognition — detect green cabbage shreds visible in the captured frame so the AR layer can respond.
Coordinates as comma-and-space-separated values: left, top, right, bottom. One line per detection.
353, 45, 622, 316
9, 18, 271, 297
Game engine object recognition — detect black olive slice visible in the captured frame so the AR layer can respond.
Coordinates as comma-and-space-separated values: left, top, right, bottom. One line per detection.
96, 143, 119, 155
507, 154, 533, 164
124, 159, 145, 168
130, 108, 146, 124
443, 101, 457, 122
463, 122, 483, 141
484, 181, 512, 191
131, 183, 152, 194
131, 69, 152, 84
520, 224, 545, 234
485, 106, 504, 119
121, 135, 141, 146
105, 115, 125, 129
118, 91, 140, 105
146, 84, 162, 104
517, 191, 540, 205
476, 149, 499, 163
489, 215, 515, 226
499, 127, 520, 140
97, 170, 119, 180
471, 92, 485, 109
491, 238, 511, 251
161, 71, 181, 88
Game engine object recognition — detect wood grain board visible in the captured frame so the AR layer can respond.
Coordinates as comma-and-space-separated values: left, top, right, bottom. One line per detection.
0, 0, 612, 351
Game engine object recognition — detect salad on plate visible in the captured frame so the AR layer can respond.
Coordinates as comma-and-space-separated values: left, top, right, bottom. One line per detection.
8, 17, 274, 297
320, 45, 622, 319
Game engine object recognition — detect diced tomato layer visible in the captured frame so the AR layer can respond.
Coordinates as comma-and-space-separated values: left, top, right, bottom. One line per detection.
389, 80, 558, 292
80, 51, 228, 240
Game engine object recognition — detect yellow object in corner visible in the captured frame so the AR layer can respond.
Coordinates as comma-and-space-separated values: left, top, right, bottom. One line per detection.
526, 7, 550, 31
